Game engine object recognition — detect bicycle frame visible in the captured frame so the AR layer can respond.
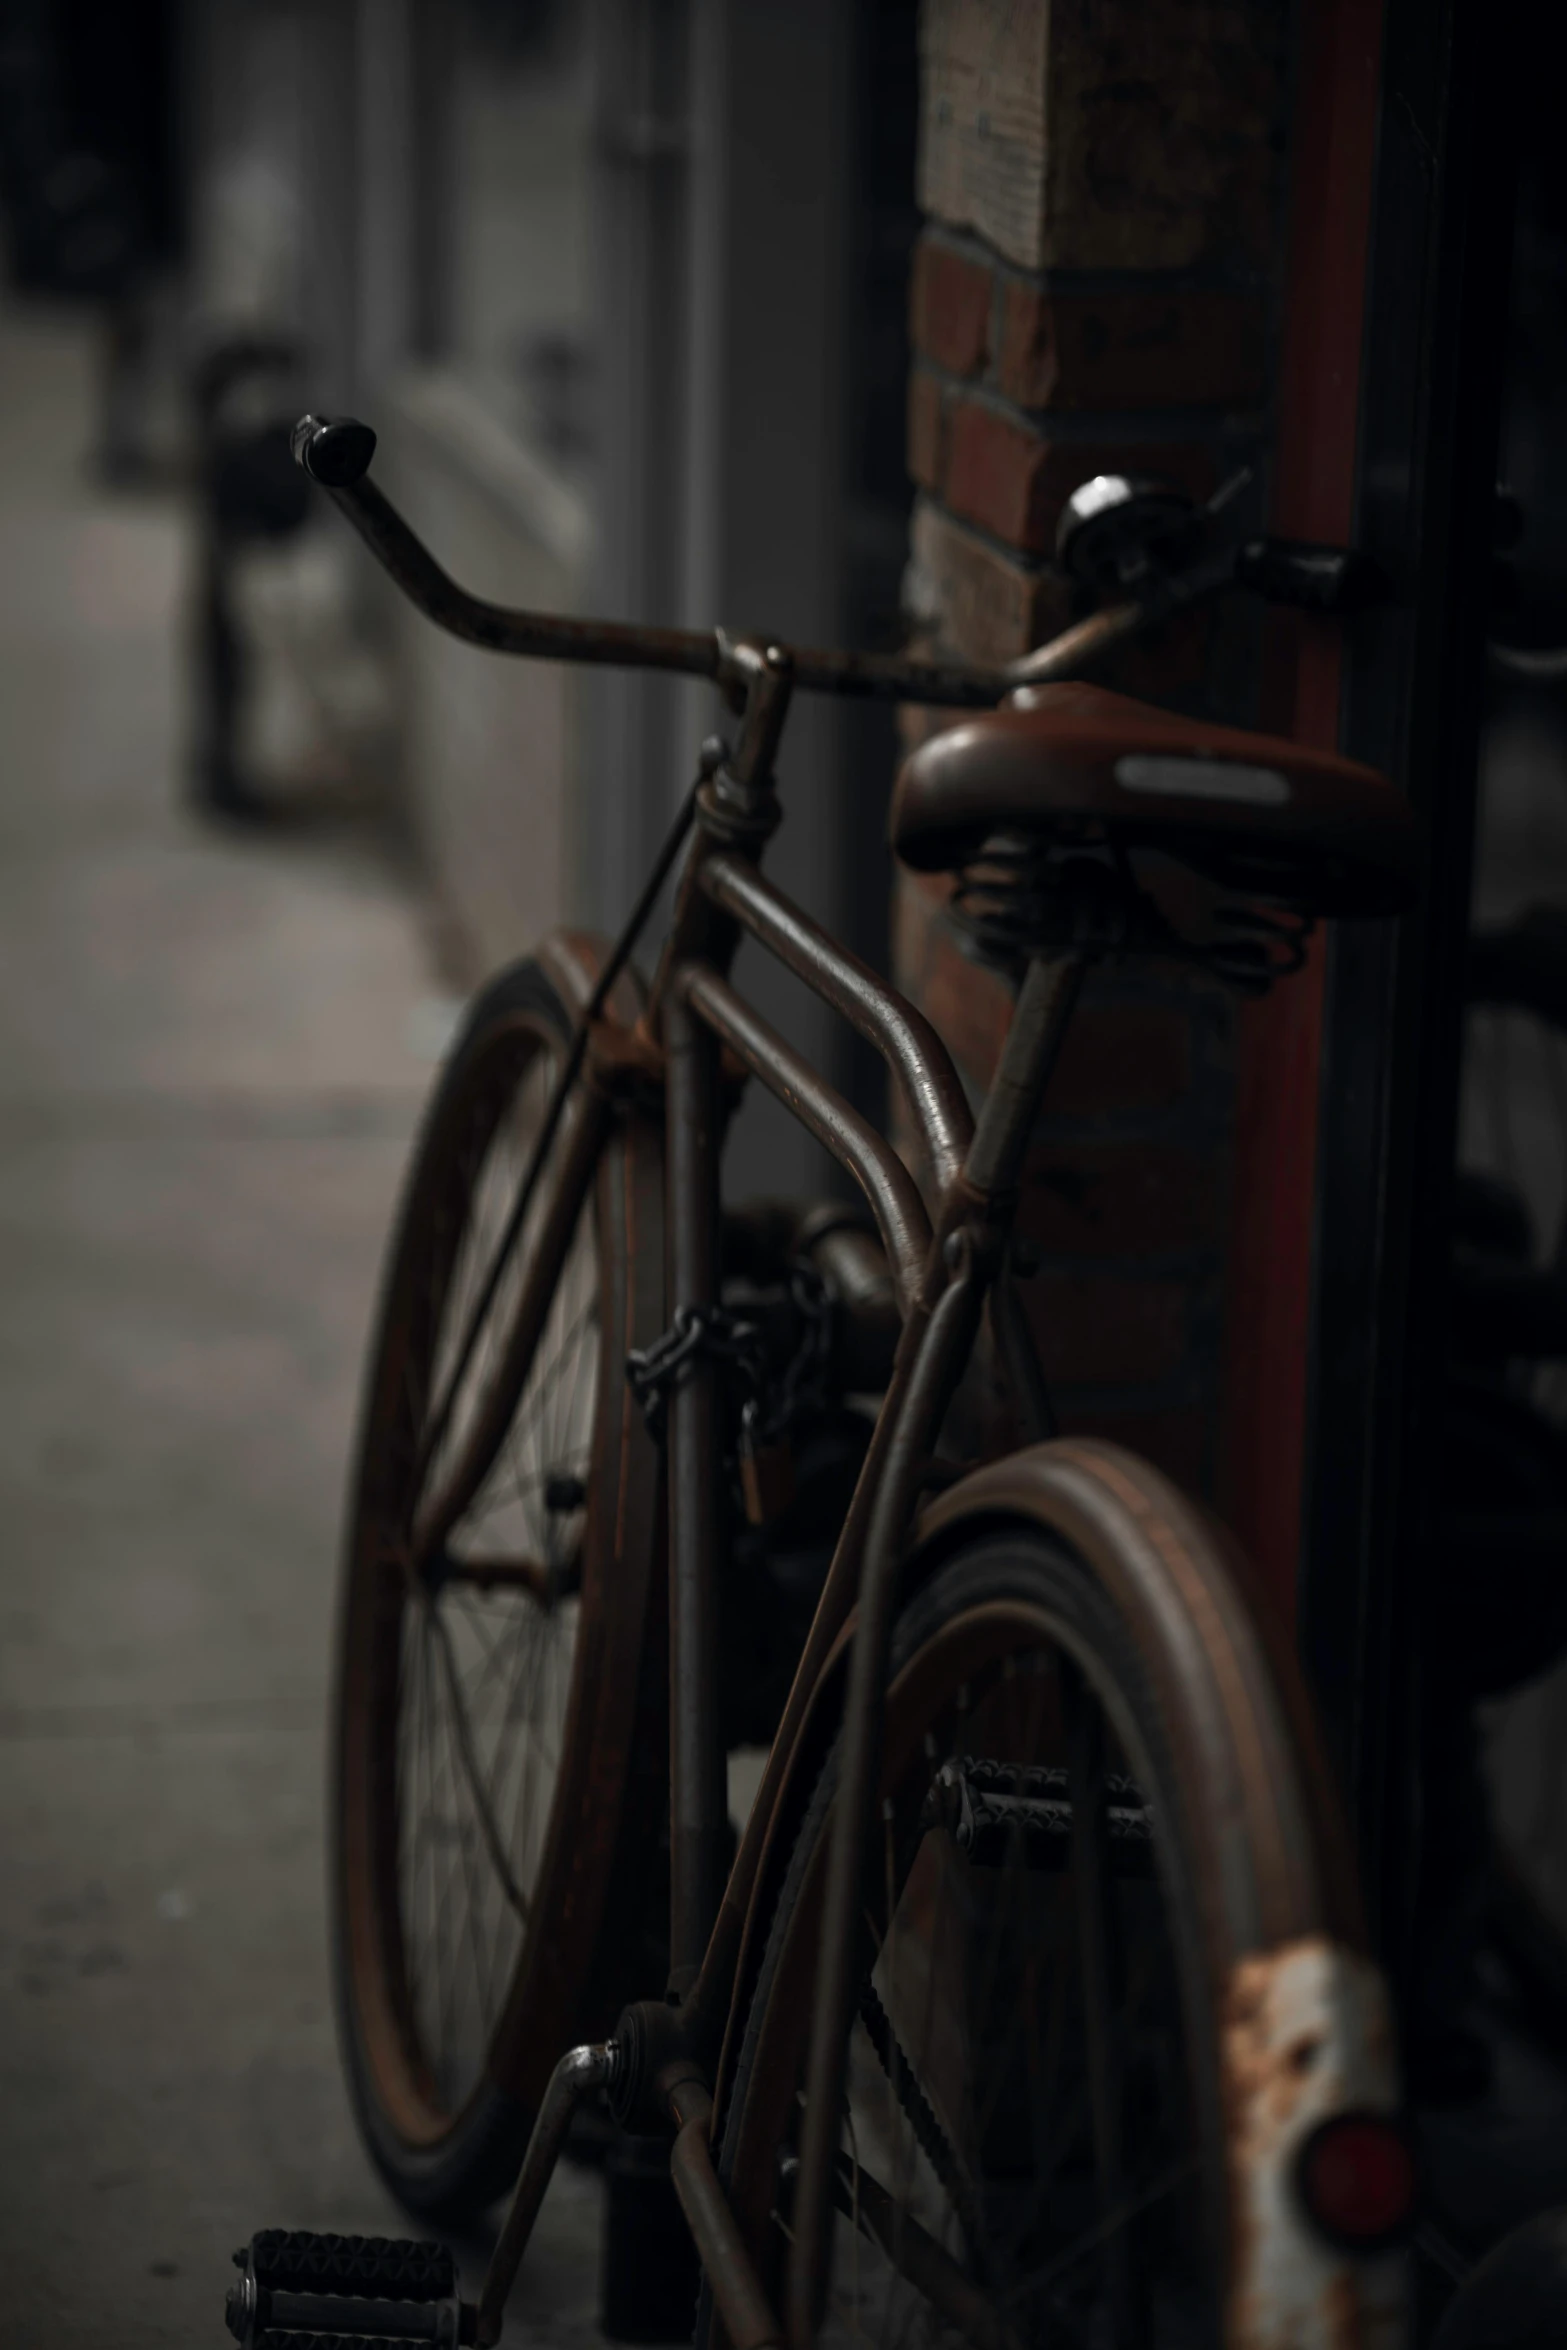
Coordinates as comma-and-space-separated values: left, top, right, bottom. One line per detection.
460, 638, 1085, 2350
289, 419, 1317, 2350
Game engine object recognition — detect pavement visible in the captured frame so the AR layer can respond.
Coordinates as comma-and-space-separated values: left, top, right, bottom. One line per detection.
0, 304, 602, 2346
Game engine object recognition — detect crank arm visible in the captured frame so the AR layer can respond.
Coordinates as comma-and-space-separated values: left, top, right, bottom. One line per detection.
472, 2031, 783, 2350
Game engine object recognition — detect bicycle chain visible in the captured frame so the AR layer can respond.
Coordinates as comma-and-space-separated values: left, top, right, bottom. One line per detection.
625, 1261, 833, 1450
856, 1972, 991, 2281
625, 1302, 767, 1443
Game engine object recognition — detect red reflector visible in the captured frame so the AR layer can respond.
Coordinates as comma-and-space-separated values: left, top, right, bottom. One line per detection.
1296, 2113, 1416, 2249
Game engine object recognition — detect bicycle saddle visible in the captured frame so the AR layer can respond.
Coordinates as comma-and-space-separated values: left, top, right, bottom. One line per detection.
889, 681, 1416, 916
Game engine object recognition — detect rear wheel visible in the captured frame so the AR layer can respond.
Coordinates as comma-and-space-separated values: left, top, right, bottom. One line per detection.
714, 1473, 1401, 2348
333, 955, 665, 2218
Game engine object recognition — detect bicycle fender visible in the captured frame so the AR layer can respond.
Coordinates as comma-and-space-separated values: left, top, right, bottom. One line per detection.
906, 1437, 1408, 2350
534, 927, 645, 1028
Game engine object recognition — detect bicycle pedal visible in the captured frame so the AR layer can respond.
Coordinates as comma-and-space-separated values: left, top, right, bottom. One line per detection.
225, 2230, 473, 2348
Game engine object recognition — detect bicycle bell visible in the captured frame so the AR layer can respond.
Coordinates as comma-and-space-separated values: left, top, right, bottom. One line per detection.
1055, 473, 1199, 597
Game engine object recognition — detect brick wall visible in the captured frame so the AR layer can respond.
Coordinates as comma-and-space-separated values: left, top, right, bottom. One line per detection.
899, 0, 1291, 1499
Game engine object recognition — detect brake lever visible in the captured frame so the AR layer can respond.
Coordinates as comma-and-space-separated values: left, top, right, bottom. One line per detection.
1233, 536, 1384, 616
1197, 463, 1383, 615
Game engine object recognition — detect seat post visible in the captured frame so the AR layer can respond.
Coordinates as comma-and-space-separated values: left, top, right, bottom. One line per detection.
964, 952, 1085, 1200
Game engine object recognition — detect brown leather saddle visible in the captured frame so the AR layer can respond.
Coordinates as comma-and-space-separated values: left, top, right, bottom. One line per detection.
890, 681, 1416, 918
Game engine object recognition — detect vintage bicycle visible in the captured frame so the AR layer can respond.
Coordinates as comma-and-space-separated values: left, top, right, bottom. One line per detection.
223, 418, 1419, 2350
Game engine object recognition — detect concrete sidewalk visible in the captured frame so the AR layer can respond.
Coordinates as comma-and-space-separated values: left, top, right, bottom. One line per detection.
0, 308, 599, 2347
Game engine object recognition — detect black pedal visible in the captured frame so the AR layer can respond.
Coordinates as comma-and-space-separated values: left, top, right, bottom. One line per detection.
225, 2230, 471, 2347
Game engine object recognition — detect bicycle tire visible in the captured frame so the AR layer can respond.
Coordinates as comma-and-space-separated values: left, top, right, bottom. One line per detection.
332, 954, 666, 2219
711, 1487, 1401, 2348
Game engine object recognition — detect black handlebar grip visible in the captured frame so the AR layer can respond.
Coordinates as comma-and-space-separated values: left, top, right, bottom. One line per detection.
1234, 537, 1381, 615
291, 413, 377, 488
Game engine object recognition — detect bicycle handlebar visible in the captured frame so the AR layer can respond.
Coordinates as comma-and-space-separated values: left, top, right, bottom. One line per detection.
291, 411, 1375, 706
292, 412, 1044, 707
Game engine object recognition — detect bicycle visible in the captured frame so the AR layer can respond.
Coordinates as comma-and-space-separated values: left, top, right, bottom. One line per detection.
224, 419, 1420, 2350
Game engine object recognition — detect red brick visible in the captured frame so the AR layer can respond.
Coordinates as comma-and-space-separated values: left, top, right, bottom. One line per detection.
1025, 1273, 1188, 1386
943, 401, 1051, 552
942, 401, 1217, 557
909, 237, 993, 378
997, 284, 1268, 413
909, 500, 1069, 666
1046, 1002, 1191, 1118
907, 366, 947, 494
1057, 1405, 1212, 1497
1018, 1142, 1220, 1258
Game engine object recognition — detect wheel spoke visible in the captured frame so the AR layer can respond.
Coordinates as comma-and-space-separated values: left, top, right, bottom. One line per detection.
1063, 1658, 1140, 2346
997, 2155, 1195, 2316
424, 1592, 531, 1926
832, 2151, 1021, 2350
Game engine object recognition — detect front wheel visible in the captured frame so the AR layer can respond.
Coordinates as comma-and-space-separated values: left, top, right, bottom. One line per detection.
714, 1479, 1406, 2348
332, 954, 666, 2219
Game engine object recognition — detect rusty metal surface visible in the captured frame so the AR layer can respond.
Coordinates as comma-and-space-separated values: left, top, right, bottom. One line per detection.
1223, 1938, 1405, 2350
1001, 597, 1147, 687
698, 854, 974, 1192
534, 928, 648, 1028
666, 2078, 782, 2350
642, 657, 794, 1030
475, 2041, 618, 2345
677, 964, 932, 1311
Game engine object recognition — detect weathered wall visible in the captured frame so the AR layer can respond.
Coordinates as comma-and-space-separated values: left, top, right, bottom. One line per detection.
899, 0, 1291, 1497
